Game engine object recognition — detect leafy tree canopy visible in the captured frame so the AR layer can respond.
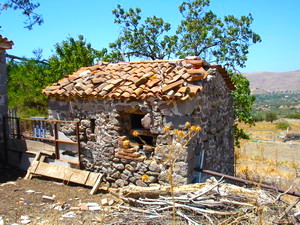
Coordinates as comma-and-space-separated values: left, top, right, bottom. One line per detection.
110, 0, 261, 145
177, 0, 261, 70
110, 4, 178, 60
8, 59, 51, 117
8, 35, 111, 116
0, 0, 43, 29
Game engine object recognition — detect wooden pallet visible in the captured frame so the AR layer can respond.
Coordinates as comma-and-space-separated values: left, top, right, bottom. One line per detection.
25, 152, 103, 195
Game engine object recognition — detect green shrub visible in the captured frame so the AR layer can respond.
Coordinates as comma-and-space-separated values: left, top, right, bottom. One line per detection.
285, 113, 300, 119
265, 112, 277, 123
276, 122, 290, 130
253, 113, 264, 122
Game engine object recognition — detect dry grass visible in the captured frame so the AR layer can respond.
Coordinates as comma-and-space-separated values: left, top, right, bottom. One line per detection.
236, 120, 300, 193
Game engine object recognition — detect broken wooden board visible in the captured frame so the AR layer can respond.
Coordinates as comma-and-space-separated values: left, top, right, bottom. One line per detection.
25, 154, 103, 194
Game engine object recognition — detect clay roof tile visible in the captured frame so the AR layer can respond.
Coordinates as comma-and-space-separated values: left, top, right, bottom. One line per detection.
43, 59, 234, 100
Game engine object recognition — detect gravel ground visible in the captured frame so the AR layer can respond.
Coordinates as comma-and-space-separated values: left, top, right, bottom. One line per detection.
0, 167, 119, 225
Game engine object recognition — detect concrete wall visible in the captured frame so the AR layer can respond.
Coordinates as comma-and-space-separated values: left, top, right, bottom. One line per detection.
48, 69, 234, 187
0, 49, 8, 156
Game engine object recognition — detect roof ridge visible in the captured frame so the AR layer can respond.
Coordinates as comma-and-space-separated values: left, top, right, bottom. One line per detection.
99, 59, 184, 65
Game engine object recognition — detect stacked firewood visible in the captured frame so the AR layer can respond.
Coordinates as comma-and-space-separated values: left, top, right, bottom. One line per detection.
109, 177, 300, 224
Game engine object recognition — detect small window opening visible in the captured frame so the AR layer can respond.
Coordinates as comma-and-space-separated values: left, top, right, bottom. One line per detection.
90, 119, 96, 133
132, 135, 153, 146
130, 114, 144, 129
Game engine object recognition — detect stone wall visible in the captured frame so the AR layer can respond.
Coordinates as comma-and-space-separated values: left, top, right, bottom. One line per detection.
48, 69, 234, 187
0, 50, 8, 155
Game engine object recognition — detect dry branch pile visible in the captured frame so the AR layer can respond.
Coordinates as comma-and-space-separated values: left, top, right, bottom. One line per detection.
109, 178, 300, 224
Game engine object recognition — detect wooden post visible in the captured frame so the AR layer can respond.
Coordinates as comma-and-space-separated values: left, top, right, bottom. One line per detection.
90, 174, 103, 195
24, 152, 42, 180
76, 122, 81, 169
54, 122, 59, 159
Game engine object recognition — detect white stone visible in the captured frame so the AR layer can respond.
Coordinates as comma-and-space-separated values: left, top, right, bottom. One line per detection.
61, 211, 76, 218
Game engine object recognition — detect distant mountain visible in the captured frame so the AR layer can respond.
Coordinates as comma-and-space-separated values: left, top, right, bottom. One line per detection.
244, 70, 300, 94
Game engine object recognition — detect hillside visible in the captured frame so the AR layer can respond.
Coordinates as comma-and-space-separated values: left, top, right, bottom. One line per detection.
244, 70, 300, 93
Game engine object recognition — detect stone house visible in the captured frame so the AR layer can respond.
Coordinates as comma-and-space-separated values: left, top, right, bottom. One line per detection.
0, 35, 13, 157
43, 57, 235, 188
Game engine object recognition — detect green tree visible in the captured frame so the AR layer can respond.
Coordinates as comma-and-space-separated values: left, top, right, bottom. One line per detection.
177, 0, 261, 70
8, 35, 112, 117
109, 4, 178, 60
111, 1, 261, 145
265, 112, 277, 123
47, 35, 112, 78
0, 0, 43, 29
7, 59, 51, 116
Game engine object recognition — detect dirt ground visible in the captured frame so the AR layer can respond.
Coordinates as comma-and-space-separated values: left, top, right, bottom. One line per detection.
0, 167, 121, 225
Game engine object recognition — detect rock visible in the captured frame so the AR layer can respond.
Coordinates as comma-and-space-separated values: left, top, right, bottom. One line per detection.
130, 161, 137, 167
129, 176, 137, 183
112, 157, 120, 163
81, 119, 91, 128
86, 202, 99, 207
141, 113, 153, 129
149, 161, 161, 172
116, 179, 125, 187
144, 176, 158, 183
62, 211, 76, 218
106, 176, 116, 182
125, 164, 135, 172
136, 180, 148, 187
113, 163, 125, 170
123, 169, 132, 176
89, 206, 101, 211
120, 158, 130, 164
42, 195, 56, 202
20, 216, 31, 224
120, 174, 129, 180
101, 198, 114, 206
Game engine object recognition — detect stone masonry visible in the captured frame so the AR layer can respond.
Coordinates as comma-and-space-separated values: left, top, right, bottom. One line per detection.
45, 58, 235, 188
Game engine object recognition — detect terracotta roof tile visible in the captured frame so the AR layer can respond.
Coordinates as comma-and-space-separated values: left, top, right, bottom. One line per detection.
43, 58, 234, 100
0, 35, 14, 49
162, 80, 184, 93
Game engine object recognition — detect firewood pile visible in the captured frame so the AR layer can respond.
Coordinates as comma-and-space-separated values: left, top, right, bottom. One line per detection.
109, 177, 300, 224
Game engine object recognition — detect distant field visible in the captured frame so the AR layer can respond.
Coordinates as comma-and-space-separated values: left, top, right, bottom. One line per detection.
236, 120, 300, 192
252, 93, 300, 116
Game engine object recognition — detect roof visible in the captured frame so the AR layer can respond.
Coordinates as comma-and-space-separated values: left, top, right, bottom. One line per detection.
0, 35, 14, 50
43, 58, 235, 101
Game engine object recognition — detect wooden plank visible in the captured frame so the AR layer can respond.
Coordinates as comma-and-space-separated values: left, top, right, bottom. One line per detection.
90, 174, 103, 195
20, 118, 79, 124
33, 162, 101, 187
25, 152, 41, 180
7, 139, 55, 155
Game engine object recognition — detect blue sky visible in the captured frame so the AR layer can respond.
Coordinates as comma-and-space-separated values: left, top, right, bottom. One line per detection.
1, 0, 299, 73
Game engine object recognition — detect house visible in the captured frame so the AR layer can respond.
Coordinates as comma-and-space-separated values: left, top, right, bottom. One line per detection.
0, 35, 14, 158
43, 57, 235, 188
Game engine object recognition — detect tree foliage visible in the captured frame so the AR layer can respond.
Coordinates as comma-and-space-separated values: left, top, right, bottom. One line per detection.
265, 112, 277, 123
110, 0, 261, 145
110, 4, 178, 60
48, 35, 107, 78
0, 0, 43, 29
177, 0, 261, 70
7, 60, 51, 116
8, 35, 109, 116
